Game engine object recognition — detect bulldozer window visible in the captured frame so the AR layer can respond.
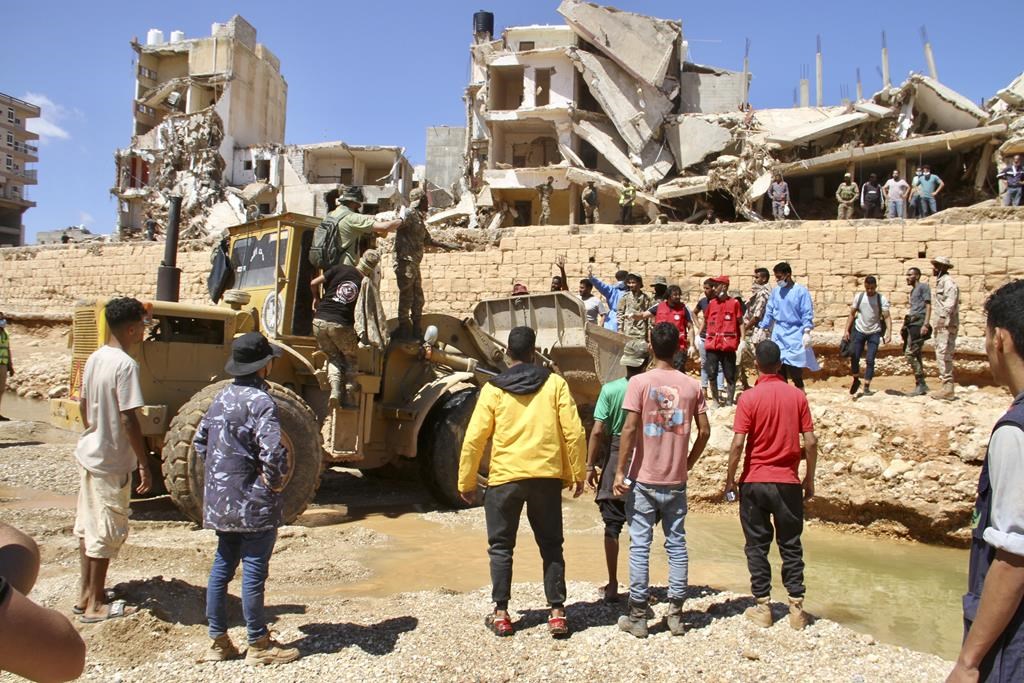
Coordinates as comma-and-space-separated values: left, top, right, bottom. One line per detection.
293, 229, 315, 336
146, 316, 225, 345
232, 232, 289, 288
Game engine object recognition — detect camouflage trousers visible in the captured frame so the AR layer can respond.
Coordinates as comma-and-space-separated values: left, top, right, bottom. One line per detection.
837, 203, 855, 220
395, 260, 424, 333
902, 317, 926, 380
933, 325, 958, 384
539, 200, 551, 226
584, 205, 599, 224
313, 319, 359, 399
738, 328, 769, 382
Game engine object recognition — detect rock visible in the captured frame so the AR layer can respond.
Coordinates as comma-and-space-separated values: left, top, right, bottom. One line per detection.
851, 455, 886, 478
742, 649, 760, 661
882, 460, 913, 480
47, 385, 68, 399
859, 634, 876, 646
890, 436, 907, 447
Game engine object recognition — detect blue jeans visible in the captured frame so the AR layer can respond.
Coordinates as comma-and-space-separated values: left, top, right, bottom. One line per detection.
850, 328, 881, 382
696, 335, 725, 390
1005, 187, 1022, 206
206, 528, 277, 642
887, 199, 905, 218
918, 196, 937, 216
626, 482, 688, 603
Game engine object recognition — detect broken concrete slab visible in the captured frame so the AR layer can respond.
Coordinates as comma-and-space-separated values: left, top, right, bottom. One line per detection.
557, 0, 680, 90
679, 63, 749, 114
572, 119, 645, 187
853, 101, 893, 118
666, 118, 733, 169
995, 72, 1024, 109
889, 75, 989, 132
567, 48, 674, 155
426, 191, 476, 226
654, 175, 710, 200
640, 139, 674, 186
766, 112, 870, 146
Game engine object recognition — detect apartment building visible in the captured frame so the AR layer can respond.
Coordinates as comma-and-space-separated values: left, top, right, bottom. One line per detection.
0, 93, 40, 246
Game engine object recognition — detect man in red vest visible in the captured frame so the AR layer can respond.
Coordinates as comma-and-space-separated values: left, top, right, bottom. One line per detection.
652, 285, 695, 371
705, 276, 743, 406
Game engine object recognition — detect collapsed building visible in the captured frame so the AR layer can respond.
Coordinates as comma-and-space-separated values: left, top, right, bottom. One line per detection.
111, 15, 411, 240
436, 0, 1024, 227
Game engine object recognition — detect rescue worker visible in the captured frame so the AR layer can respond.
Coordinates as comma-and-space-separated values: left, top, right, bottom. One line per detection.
704, 276, 743, 406
537, 176, 554, 226
835, 173, 859, 220
325, 189, 402, 267
616, 274, 651, 342
395, 188, 457, 338
923, 256, 960, 400
582, 181, 600, 224
618, 179, 636, 225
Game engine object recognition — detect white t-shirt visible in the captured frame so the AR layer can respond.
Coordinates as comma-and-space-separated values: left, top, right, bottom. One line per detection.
883, 178, 910, 201
983, 425, 1024, 557
580, 294, 609, 325
851, 292, 890, 335
74, 345, 145, 476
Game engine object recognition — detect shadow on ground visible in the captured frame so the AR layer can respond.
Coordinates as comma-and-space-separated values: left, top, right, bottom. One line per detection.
295, 616, 418, 656
113, 576, 306, 626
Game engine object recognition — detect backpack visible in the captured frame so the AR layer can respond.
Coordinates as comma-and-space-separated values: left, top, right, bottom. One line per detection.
856, 292, 887, 337
309, 211, 344, 270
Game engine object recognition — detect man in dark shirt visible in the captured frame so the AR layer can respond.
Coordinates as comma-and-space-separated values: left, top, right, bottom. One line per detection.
860, 173, 884, 219
903, 267, 932, 396
311, 251, 377, 407
997, 154, 1024, 207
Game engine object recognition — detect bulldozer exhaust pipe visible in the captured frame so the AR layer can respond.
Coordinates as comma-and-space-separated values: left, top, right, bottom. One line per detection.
156, 195, 182, 302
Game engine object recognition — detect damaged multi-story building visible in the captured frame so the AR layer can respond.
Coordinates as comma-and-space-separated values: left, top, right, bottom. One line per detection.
0, 93, 40, 247
444, 0, 1024, 227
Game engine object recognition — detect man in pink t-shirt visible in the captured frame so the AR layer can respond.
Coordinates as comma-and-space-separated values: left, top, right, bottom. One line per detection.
725, 339, 818, 631
613, 322, 711, 638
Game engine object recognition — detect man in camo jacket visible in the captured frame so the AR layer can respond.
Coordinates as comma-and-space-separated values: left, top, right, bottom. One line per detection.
194, 332, 299, 665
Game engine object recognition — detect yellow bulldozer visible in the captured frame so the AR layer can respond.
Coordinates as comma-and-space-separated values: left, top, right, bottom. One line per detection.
50, 210, 628, 523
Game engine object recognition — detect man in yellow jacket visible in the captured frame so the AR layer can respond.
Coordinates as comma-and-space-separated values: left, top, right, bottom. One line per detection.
459, 325, 587, 639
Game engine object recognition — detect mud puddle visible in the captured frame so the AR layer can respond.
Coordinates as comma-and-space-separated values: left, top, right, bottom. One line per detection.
297, 495, 966, 659
0, 484, 75, 510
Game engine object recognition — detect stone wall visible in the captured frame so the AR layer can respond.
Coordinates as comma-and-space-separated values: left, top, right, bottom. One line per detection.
3, 219, 1022, 341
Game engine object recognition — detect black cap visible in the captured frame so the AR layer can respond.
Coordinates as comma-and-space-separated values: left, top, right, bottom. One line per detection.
225, 332, 282, 376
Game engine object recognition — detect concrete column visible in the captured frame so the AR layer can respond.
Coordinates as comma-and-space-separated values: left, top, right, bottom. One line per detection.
523, 67, 537, 109
812, 176, 825, 199
897, 158, 908, 179
569, 183, 579, 225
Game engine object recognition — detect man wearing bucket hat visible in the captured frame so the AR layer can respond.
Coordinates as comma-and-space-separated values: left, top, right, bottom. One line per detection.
325, 188, 402, 268
395, 188, 458, 338
194, 332, 299, 665
587, 339, 649, 603
923, 256, 960, 400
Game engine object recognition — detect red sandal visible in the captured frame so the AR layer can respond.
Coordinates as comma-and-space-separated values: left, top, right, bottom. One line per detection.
548, 615, 570, 639
485, 612, 514, 637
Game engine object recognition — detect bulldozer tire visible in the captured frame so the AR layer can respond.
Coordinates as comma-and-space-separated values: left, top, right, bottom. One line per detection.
162, 380, 324, 525
419, 388, 484, 508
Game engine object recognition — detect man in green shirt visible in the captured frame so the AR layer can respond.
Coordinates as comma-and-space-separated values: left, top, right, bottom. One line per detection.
586, 339, 648, 602
326, 189, 403, 267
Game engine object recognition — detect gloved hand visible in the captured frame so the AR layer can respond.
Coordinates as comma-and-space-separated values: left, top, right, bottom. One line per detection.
802, 331, 812, 347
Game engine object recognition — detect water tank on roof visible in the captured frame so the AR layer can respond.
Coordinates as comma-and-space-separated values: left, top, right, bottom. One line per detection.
473, 11, 494, 38
146, 29, 164, 46
170, 30, 185, 43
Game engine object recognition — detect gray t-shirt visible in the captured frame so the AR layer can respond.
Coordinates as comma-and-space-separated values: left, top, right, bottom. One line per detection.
74, 345, 145, 476
884, 178, 910, 201
983, 425, 1024, 557
580, 294, 609, 325
909, 282, 931, 319
852, 292, 890, 335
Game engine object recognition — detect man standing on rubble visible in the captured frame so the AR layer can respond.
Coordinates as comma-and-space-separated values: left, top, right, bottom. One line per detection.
738, 268, 772, 392
998, 154, 1024, 206
835, 173, 859, 220
759, 262, 816, 391
924, 256, 960, 401
583, 181, 600, 224
883, 170, 911, 219
537, 176, 554, 226
769, 173, 790, 221
326, 189, 402, 267
860, 173, 884, 219
912, 165, 944, 218
902, 267, 932, 396
618, 179, 636, 225
617, 274, 652, 343
705, 276, 744, 407
395, 188, 457, 338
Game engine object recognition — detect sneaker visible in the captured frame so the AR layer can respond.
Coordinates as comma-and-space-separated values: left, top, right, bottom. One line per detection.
861, 387, 874, 397
617, 601, 649, 639
199, 634, 240, 662
788, 596, 810, 630
744, 596, 773, 628
849, 377, 861, 395
245, 633, 299, 665
665, 599, 686, 636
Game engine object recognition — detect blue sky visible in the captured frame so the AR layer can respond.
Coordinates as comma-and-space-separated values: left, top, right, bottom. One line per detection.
6, 0, 1015, 242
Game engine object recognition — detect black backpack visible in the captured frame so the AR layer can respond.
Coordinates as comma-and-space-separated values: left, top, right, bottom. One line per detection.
309, 211, 344, 270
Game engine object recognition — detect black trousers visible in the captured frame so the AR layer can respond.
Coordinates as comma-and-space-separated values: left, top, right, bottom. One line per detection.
781, 363, 805, 389
484, 478, 566, 608
705, 350, 736, 388
740, 482, 805, 599
619, 204, 633, 225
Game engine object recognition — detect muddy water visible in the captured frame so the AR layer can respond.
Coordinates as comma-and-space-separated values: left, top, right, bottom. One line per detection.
0, 394, 51, 422
306, 497, 967, 660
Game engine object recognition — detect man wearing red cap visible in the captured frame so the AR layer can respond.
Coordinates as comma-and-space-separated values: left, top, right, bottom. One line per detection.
705, 276, 744, 406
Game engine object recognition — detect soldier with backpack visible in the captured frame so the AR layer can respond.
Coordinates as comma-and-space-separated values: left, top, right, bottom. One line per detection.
842, 276, 892, 397
310, 189, 402, 272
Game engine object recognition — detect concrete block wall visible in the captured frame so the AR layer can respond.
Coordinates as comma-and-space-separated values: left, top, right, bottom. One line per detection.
2, 219, 1022, 341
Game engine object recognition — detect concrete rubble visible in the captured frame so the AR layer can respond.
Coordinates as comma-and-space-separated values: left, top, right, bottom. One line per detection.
440, 0, 1024, 226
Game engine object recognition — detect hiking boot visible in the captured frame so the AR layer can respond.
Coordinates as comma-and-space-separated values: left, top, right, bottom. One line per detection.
849, 377, 861, 395
245, 633, 299, 665
788, 596, 810, 630
906, 379, 929, 397
744, 596, 773, 628
199, 634, 240, 662
617, 600, 648, 639
665, 599, 686, 636
931, 381, 955, 401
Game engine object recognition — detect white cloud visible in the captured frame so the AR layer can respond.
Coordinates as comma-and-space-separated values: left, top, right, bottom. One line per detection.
22, 92, 75, 143
78, 211, 94, 226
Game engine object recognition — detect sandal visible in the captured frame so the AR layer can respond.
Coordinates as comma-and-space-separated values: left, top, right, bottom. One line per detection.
73, 589, 118, 615
78, 599, 138, 623
485, 612, 514, 637
548, 615, 570, 639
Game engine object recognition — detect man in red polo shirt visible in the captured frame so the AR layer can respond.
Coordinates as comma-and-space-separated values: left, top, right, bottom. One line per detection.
705, 276, 744, 407
724, 339, 818, 630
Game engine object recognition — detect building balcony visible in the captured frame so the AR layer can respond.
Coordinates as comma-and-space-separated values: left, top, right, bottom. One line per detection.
0, 188, 35, 208
1, 167, 37, 183
6, 140, 38, 161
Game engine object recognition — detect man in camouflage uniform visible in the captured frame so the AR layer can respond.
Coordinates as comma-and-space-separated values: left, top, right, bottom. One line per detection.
536, 176, 554, 226
395, 188, 457, 338
738, 267, 772, 390
617, 274, 652, 342
325, 189, 403, 267
194, 332, 299, 665
835, 173, 859, 220
582, 181, 599, 224
923, 256, 960, 400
